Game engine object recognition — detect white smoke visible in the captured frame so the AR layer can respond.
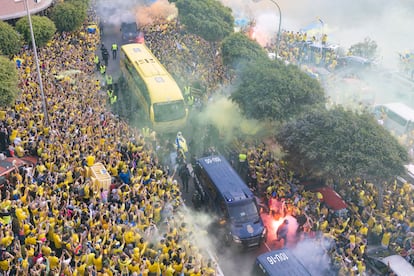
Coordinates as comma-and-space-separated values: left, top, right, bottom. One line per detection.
221, 0, 413, 68
292, 237, 333, 275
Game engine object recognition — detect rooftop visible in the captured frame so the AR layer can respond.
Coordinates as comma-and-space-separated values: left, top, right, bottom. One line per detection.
0, 0, 53, 21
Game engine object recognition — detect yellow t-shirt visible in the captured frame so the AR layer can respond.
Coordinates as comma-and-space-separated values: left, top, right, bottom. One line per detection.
128, 263, 140, 273
0, 235, 13, 247
93, 254, 103, 271
148, 261, 161, 274
25, 235, 37, 245
0, 260, 9, 271
48, 255, 60, 270
381, 232, 391, 247
86, 155, 95, 167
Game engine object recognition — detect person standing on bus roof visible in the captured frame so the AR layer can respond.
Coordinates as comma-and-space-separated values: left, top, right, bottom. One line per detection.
322, 34, 328, 45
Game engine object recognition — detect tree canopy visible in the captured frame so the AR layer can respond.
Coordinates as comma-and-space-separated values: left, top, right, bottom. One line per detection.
0, 21, 22, 57
15, 15, 56, 48
221, 32, 268, 68
175, 0, 234, 42
51, 2, 87, 33
276, 107, 408, 183
349, 37, 378, 59
230, 59, 325, 121
0, 56, 19, 107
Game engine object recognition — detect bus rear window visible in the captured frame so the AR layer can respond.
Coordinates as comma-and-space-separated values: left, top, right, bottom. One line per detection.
153, 101, 186, 122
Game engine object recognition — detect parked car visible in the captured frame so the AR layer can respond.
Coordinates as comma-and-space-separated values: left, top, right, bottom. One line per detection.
364, 246, 414, 276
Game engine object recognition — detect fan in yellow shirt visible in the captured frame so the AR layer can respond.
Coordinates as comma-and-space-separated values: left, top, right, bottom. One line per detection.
0, 250, 14, 271
48, 251, 60, 270
128, 259, 141, 274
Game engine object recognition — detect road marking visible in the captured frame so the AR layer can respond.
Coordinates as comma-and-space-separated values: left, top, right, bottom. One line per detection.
264, 240, 272, 252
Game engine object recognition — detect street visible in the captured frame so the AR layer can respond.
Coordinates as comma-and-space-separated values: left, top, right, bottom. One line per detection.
97, 17, 302, 276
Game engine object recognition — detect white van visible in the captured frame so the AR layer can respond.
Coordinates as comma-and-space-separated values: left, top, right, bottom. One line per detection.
374, 102, 414, 136
382, 255, 414, 276
365, 246, 414, 276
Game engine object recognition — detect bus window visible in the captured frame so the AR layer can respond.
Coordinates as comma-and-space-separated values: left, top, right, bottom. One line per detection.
386, 109, 408, 128
153, 101, 186, 122
374, 103, 414, 136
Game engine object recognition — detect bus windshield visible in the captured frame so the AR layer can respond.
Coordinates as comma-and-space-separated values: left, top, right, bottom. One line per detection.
153, 101, 186, 122
228, 200, 259, 223
120, 43, 188, 131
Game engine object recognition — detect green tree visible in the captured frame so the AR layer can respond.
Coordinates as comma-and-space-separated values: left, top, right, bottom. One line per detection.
348, 37, 378, 59
0, 21, 22, 56
175, 0, 234, 42
51, 2, 87, 33
0, 56, 19, 107
276, 107, 408, 194
230, 59, 325, 121
221, 32, 268, 68
15, 15, 56, 48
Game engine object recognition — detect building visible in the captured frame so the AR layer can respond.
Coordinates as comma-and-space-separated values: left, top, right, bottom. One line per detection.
0, 0, 54, 21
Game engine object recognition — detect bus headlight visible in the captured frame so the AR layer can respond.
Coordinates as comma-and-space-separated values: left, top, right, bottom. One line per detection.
232, 235, 242, 243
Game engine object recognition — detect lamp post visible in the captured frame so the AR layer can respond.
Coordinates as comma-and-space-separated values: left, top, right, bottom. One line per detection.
253, 0, 282, 58
16, 0, 49, 126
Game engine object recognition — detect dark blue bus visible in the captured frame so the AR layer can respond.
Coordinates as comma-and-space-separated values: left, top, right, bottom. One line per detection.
193, 155, 267, 248
254, 249, 312, 276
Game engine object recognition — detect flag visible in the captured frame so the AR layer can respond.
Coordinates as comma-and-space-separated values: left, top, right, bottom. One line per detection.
300, 19, 324, 32
317, 17, 325, 25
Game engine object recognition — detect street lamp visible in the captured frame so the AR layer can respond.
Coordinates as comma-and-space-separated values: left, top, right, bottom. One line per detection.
15, 0, 49, 126
252, 0, 282, 58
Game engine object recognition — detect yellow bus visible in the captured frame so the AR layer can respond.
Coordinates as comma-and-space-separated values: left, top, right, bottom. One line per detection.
120, 43, 187, 132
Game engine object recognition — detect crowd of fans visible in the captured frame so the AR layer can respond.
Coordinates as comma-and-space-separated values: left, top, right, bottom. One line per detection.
142, 20, 229, 101
140, 15, 414, 275
273, 30, 339, 71
0, 10, 218, 276
2, 1, 413, 275
241, 141, 414, 275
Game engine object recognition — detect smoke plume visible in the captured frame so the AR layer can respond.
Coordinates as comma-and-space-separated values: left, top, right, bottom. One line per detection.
136, 0, 178, 26
221, 0, 413, 68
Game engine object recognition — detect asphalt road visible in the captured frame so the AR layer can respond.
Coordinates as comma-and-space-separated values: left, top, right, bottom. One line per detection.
97, 23, 122, 80
97, 19, 282, 276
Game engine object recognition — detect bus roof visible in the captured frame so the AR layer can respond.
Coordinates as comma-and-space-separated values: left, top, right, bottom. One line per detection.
197, 155, 253, 203
256, 249, 311, 276
121, 43, 183, 103
378, 102, 414, 122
